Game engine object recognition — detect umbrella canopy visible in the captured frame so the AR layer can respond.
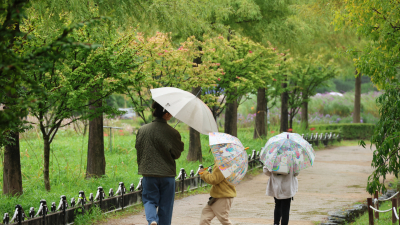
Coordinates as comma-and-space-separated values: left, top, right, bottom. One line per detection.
150, 87, 218, 135
209, 132, 248, 186
260, 132, 315, 174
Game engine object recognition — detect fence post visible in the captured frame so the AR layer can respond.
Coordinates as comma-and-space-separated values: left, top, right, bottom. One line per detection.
29, 207, 34, 219
79, 191, 85, 215
393, 198, 398, 224
397, 183, 400, 207
196, 164, 203, 188
374, 190, 379, 219
120, 182, 125, 210
16, 204, 22, 225
251, 150, 256, 168
63, 198, 67, 225
367, 198, 374, 225
181, 168, 186, 195
41, 199, 47, 225
99, 187, 104, 212
3, 213, 9, 224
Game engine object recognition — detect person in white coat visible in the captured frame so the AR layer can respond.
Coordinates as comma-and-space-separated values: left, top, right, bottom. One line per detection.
263, 166, 298, 225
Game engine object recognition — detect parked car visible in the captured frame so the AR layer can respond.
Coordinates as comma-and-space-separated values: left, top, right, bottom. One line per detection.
118, 108, 136, 119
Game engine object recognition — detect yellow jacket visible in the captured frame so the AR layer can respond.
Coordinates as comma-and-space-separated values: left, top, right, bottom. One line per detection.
200, 165, 236, 198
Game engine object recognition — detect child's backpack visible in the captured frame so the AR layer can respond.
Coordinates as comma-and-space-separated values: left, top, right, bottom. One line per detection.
271, 156, 289, 175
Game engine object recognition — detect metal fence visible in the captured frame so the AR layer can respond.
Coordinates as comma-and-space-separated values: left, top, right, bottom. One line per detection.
302, 132, 341, 147
2, 132, 338, 225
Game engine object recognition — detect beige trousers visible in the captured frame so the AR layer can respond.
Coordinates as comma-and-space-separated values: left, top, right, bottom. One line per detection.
199, 197, 234, 225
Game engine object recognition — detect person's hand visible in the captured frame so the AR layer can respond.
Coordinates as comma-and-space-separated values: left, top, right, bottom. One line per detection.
198, 168, 206, 174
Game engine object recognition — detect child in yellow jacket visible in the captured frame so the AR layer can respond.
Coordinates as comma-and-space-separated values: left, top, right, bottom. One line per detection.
198, 165, 236, 225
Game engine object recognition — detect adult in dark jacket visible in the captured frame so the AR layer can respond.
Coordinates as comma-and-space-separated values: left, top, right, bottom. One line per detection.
135, 102, 184, 225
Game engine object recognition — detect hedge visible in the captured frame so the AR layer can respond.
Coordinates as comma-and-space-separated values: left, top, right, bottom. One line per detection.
312, 123, 375, 140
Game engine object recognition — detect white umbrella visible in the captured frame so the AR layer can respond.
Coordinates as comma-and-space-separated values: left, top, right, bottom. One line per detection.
150, 87, 218, 135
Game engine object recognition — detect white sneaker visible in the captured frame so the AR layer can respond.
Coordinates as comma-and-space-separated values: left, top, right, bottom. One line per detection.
150, 222, 157, 225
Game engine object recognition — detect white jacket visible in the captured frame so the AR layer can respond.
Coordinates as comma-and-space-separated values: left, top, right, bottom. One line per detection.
263, 166, 298, 199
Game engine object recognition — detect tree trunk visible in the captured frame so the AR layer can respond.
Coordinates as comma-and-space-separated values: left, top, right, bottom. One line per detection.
265, 94, 269, 134
254, 88, 266, 139
187, 127, 202, 162
187, 87, 202, 162
353, 70, 361, 123
43, 135, 51, 191
301, 100, 309, 129
224, 98, 237, 137
86, 100, 106, 178
280, 78, 289, 133
289, 112, 293, 129
3, 131, 23, 196
2, 86, 23, 195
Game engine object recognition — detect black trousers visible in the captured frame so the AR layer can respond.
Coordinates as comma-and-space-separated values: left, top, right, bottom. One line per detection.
274, 197, 292, 225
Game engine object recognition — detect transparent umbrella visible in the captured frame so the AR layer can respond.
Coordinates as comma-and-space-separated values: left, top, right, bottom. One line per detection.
260, 132, 315, 174
209, 132, 248, 186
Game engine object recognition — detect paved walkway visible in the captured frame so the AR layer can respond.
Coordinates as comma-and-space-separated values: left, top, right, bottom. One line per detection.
102, 145, 389, 225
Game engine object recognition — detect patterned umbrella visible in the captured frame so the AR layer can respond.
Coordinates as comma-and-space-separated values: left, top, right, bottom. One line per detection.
209, 132, 248, 186
260, 132, 315, 174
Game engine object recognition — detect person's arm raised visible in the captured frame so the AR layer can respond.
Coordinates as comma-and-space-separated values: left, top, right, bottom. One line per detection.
200, 166, 225, 185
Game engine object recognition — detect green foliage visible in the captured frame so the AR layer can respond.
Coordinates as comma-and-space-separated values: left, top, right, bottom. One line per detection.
118, 32, 220, 123
334, 0, 400, 89
6, 4, 143, 190
363, 85, 400, 194
202, 34, 279, 117
235, 91, 381, 128
321, 102, 352, 117
313, 123, 375, 140
334, 0, 400, 195
74, 206, 104, 225
286, 55, 338, 125
308, 91, 382, 118
0, 0, 101, 136
106, 94, 128, 109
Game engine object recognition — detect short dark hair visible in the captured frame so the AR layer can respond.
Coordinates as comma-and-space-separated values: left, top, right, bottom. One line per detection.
152, 101, 169, 118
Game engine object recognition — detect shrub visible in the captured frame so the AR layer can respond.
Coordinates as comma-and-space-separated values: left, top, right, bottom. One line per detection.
321, 102, 352, 117
313, 123, 375, 140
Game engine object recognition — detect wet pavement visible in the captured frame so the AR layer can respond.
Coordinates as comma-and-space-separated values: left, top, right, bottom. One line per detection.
101, 145, 388, 225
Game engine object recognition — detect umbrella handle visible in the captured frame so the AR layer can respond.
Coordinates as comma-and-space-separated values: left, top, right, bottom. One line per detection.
198, 167, 207, 175
198, 165, 212, 175
173, 120, 180, 128
195, 88, 202, 97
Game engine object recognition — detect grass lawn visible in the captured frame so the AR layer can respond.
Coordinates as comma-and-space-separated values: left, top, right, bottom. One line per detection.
349, 200, 395, 225
0, 122, 358, 221
0, 126, 271, 214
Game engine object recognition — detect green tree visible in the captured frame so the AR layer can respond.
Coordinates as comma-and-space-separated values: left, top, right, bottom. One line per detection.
288, 56, 338, 129
334, 0, 400, 90
361, 85, 400, 194
121, 32, 219, 124
335, 0, 400, 194
203, 34, 278, 137
18, 16, 141, 190
0, 0, 104, 194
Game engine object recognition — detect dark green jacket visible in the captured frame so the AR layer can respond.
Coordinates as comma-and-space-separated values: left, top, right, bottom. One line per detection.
135, 118, 184, 177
